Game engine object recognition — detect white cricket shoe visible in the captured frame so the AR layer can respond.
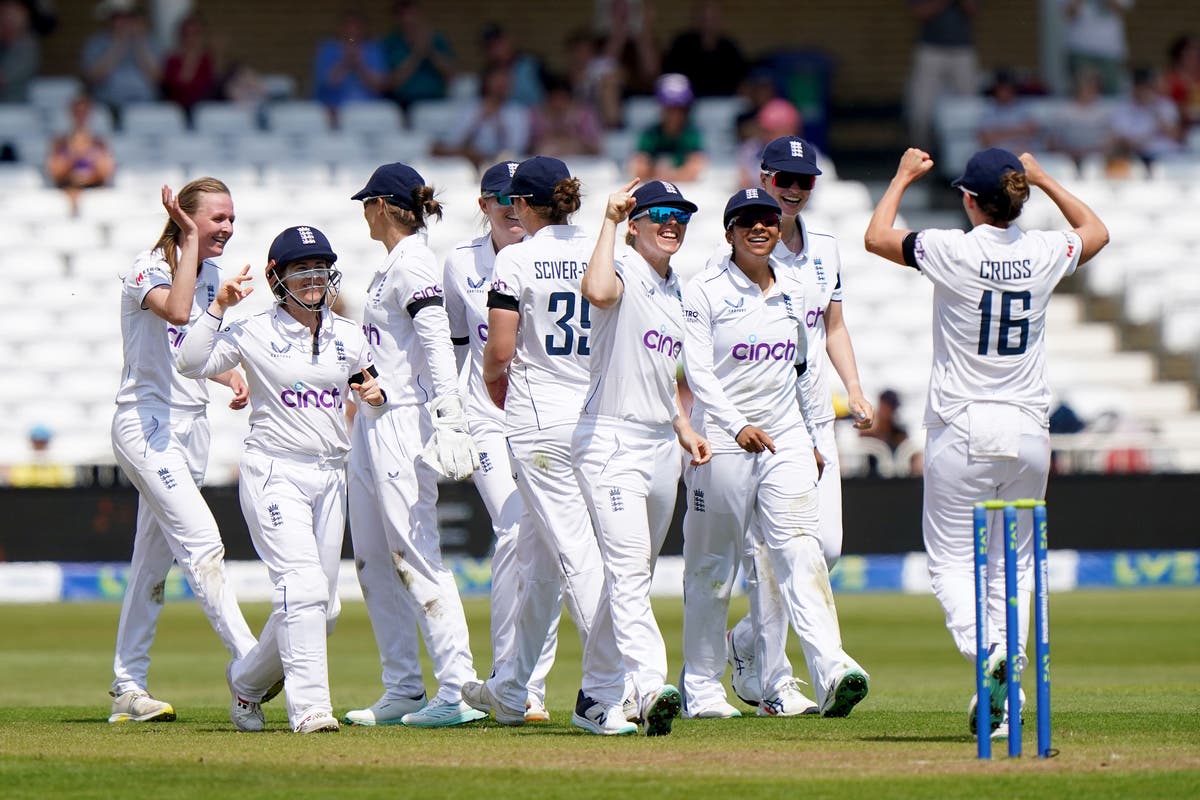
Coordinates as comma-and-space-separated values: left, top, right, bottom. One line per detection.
461, 680, 525, 726
401, 698, 487, 728
343, 692, 427, 727
757, 678, 819, 717
641, 685, 682, 737
726, 629, 762, 706
622, 694, 640, 722
108, 689, 176, 723
226, 662, 264, 732
524, 697, 551, 723
820, 668, 870, 718
684, 699, 742, 719
571, 691, 636, 735
295, 710, 339, 734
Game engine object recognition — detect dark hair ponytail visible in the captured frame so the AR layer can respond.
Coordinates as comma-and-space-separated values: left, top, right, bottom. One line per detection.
980, 171, 1029, 223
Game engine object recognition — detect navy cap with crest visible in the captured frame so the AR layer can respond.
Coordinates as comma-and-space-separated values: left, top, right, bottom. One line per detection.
952, 148, 1024, 203
268, 225, 338, 267
760, 136, 822, 175
631, 180, 698, 216
505, 156, 571, 205
351, 162, 425, 208
723, 188, 781, 229
481, 160, 521, 194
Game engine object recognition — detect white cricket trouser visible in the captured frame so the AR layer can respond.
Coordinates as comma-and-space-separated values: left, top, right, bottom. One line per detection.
487, 422, 613, 712
232, 449, 345, 728
681, 427, 862, 711
922, 413, 1049, 665
349, 406, 477, 705
470, 420, 560, 703
728, 417, 843, 698
573, 416, 680, 710
110, 405, 255, 695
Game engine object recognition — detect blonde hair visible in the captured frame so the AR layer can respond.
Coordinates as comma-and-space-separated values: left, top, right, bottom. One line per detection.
379, 185, 443, 232
152, 176, 231, 277
523, 178, 582, 225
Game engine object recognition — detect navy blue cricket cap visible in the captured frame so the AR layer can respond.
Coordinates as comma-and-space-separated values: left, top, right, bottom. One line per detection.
505, 156, 571, 205
631, 180, 698, 216
481, 160, 520, 194
268, 225, 338, 266
723, 188, 781, 229
351, 162, 425, 208
952, 147, 1024, 203
760, 135, 822, 175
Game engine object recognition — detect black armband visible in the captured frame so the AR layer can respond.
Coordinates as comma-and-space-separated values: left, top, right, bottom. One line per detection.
795, 360, 807, 377
451, 335, 470, 346
406, 295, 444, 318
487, 290, 519, 312
902, 232, 920, 269
348, 364, 379, 386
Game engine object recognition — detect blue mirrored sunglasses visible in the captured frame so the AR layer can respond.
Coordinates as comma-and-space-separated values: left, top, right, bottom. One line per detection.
632, 206, 692, 225
483, 192, 515, 206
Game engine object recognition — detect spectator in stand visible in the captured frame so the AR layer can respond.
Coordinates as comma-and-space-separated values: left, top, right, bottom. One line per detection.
564, 28, 621, 129
906, 0, 980, 150
662, 0, 747, 97
860, 390, 923, 477
530, 73, 602, 157
1110, 67, 1183, 165
160, 12, 220, 119
0, 0, 37, 102
976, 69, 1043, 154
733, 69, 779, 143
1165, 34, 1200, 134
45, 94, 116, 216
629, 73, 706, 183
81, 0, 160, 113
382, 0, 455, 110
432, 65, 529, 168
480, 22, 545, 108
313, 9, 387, 121
736, 97, 802, 188
1047, 69, 1112, 172
1, 424, 75, 488
1060, 0, 1133, 96
602, 0, 660, 99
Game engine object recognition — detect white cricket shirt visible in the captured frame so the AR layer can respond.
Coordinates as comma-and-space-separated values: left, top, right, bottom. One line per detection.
682, 257, 810, 453
912, 224, 1082, 427
582, 247, 684, 426
115, 249, 220, 411
362, 233, 459, 408
771, 215, 843, 423
444, 233, 503, 426
489, 224, 593, 434
177, 305, 376, 460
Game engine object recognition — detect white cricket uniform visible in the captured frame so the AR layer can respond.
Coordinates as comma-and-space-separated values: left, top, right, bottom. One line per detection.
177, 304, 379, 729
572, 248, 686, 712
444, 234, 560, 703
482, 224, 615, 714
680, 256, 863, 714
912, 223, 1081, 664
728, 216, 850, 699
110, 248, 256, 697
348, 233, 478, 707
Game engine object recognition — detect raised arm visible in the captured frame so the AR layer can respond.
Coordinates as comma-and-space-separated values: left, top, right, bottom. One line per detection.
143, 186, 201, 326
176, 266, 253, 379
583, 179, 638, 309
1019, 152, 1109, 264
864, 148, 935, 266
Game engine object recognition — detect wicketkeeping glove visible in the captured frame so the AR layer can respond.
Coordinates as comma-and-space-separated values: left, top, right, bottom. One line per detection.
420, 395, 481, 481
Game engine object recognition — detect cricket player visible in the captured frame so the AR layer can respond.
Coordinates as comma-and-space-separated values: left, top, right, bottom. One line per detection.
864, 146, 1109, 736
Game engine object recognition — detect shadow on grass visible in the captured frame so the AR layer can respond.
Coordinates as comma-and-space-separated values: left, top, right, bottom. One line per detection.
858, 734, 969, 743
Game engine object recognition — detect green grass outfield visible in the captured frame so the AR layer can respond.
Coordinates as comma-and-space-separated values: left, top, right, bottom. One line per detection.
2, 590, 1198, 799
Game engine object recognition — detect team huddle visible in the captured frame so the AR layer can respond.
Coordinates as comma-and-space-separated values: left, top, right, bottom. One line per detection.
107, 135, 1109, 739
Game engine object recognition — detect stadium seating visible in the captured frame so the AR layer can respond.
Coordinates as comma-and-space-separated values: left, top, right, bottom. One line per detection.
0, 88, 1194, 478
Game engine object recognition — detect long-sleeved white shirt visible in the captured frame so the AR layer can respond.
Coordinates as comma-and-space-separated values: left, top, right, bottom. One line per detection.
444, 233, 503, 426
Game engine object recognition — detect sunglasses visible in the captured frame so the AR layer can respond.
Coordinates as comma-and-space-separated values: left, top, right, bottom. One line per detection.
729, 211, 781, 229
764, 170, 816, 190
360, 195, 394, 205
483, 192, 515, 206
632, 206, 693, 225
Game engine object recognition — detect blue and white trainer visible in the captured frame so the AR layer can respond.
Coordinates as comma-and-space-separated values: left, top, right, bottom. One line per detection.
571, 691, 636, 736
401, 698, 488, 728
757, 678, 819, 717
727, 629, 762, 707
343, 692, 427, 726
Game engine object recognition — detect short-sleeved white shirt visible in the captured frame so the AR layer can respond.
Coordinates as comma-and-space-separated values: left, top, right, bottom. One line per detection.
582, 247, 684, 426
489, 224, 593, 434
682, 257, 809, 453
912, 224, 1082, 427
115, 248, 220, 411
771, 215, 843, 423
178, 305, 374, 460
362, 233, 445, 407
444, 233, 503, 426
